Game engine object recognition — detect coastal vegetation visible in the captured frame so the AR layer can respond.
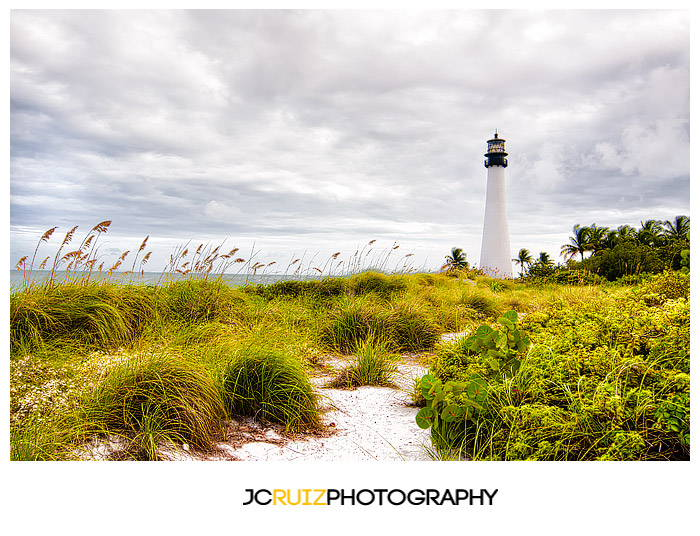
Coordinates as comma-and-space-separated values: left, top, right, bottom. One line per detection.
519, 216, 690, 282
10, 219, 690, 460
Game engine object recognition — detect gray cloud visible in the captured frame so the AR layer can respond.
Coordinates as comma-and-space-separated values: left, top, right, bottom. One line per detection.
10, 9, 690, 273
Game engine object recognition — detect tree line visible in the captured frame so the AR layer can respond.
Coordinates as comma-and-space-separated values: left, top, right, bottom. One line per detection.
515, 215, 689, 281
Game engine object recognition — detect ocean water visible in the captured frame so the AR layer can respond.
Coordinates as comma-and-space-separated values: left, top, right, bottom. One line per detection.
9, 270, 315, 291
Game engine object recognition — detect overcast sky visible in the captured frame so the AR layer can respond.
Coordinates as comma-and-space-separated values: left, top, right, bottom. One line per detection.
9, 9, 690, 276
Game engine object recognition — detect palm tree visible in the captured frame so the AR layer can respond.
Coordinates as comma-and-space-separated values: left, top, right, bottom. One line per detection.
598, 229, 619, 251
513, 248, 533, 277
561, 224, 591, 262
663, 215, 690, 240
442, 247, 468, 271
616, 224, 637, 243
638, 220, 663, 247
537, 251, 554, 266
587, 224, 610, 255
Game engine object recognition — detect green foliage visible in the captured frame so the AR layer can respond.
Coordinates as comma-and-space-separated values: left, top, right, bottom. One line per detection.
416, 311, 530, 452
320, 297, 387, 352
457, 288, 501, 318
386, 298, 441, 351
415, 373, 487, 429
246, 271, 407, 302
247, 277, 346, 300
345, 270, 408, 299
10, 414, 67, 461
679, 249, 690, 273
443, 247, 469, 271
422, 286, 690, 460
578, 242, 665, 280
10, 248, 691, 461
526, 268, 606, 286
654, 393, 690, 448
462, 310, 531, 376
157, 279, 242, 323
556, 216, 690, 280
525, 261, 556, 278
222, 346, 322, 431
637, 269, 689, 304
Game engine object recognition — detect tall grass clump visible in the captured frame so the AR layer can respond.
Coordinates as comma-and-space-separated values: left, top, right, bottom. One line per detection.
320, 296, 388, 352
10, 282, 156, 353
457, 288, 501, 319
156, 279, 243, 323
222, 346, 322, 431
321, 295, 440, 353
346, 270, 408, 299
385, 298, 441, 351
10, 414, 67, 461
328, 338, 398, 388
247, 277, 346, 301
84, 354, 225, 460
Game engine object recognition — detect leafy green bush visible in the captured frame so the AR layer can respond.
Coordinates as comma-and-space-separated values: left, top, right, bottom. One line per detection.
222, 346, 321, 431
527, 269, 606, 286
421, 296, 690, 460
576, 242, 665, 280
637, 270, 689, 303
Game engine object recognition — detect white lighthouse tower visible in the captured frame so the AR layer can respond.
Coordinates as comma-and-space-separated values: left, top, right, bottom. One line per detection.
479, 131, 513, 278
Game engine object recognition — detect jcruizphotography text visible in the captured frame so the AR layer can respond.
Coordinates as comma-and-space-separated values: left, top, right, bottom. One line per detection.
243, 488, 498, 506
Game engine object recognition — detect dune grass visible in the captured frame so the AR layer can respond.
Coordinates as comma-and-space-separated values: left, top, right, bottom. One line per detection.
82, 353, 226, 460
328, 338, 398, 388
10, 226, 689, 461
221, 346, 322, 431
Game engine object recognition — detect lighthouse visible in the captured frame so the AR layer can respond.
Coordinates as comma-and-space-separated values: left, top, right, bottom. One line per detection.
479, 131, 513, 278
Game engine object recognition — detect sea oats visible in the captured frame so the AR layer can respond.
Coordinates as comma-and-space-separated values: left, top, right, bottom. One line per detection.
90, 221, 112, 234
41, 227, 58, 242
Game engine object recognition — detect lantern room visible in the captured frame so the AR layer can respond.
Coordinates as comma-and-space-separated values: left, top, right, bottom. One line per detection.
484, 132, 508, 168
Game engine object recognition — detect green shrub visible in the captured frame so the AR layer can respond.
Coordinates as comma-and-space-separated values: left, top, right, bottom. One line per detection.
421, 298, 690, 460
638, 270, 689, 303
576, 242, 666, 280
222, 346, 321, 431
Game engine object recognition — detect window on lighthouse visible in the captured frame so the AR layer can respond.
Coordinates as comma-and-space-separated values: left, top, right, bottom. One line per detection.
489, 140, 505, 153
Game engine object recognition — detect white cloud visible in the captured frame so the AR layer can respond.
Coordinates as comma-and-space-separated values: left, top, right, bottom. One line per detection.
204, 200, 243, 221
9, 9, 690, 272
